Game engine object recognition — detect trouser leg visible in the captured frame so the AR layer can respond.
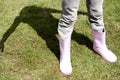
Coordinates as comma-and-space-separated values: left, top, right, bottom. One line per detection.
86, 0, 104, 32
58, 0, 81, 38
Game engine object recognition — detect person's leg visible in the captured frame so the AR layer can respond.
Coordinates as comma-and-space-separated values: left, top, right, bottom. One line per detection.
86, 0, 104, 32
86, 0, 117, 62
58, 0, 80, 75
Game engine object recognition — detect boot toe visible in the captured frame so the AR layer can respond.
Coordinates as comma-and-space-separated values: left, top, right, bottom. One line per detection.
93, 47, 117, 62
60, 62, 72, 76
104, 50, 117, 62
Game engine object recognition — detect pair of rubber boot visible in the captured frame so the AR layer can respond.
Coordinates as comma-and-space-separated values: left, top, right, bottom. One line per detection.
59, 30, 117, 75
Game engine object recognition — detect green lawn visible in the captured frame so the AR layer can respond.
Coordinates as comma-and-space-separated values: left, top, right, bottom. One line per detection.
0, 0, 120, 80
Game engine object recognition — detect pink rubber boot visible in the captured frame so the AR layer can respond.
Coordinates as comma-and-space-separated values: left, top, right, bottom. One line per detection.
59, 36, 72, 75
92, 30, 117, 62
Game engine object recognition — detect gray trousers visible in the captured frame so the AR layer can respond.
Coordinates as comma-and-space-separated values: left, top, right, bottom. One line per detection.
58, 0, 104, 38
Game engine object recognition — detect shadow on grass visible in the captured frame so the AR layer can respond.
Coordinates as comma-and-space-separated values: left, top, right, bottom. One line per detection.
0, 6, 93, 60
72, 31, 93, 50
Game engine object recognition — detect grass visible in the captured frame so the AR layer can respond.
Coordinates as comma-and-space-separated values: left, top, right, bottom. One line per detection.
0, 0, 120, 80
